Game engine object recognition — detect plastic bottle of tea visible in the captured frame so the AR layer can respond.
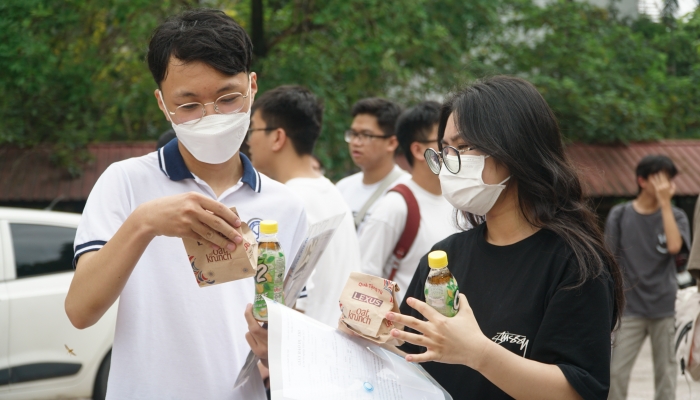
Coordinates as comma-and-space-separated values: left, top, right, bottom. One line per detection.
424, 250, 460, 317
253, 220, 286, 321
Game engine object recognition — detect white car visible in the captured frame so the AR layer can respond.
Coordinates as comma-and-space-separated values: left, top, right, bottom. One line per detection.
0, 207, 117, 399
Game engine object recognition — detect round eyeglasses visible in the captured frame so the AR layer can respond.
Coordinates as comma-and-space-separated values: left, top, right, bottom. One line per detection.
425, 146, 464, 175
159, 77, 251, 125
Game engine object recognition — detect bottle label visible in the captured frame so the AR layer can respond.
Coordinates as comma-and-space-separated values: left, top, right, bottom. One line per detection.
253, 247, 286, 321
424, 277, 460, 317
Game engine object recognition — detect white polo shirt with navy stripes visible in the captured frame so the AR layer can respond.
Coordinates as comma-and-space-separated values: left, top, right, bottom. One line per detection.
74, 138, 308, 399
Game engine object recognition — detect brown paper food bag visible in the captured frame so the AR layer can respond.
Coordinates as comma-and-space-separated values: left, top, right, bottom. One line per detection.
182, 207, 258, 288
338, 272, 404, 346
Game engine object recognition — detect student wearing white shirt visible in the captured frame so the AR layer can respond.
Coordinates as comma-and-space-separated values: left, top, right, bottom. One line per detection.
336, 98, 406, 230
358, 101, 460, 301
247, 85, 361, 327
65, 10, 307, 399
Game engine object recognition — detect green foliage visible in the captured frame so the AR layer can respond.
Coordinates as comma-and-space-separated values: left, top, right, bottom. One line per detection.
0, 0, 195, 174
246, 0, 508, 177
1, 0, 699, 178
478, 1, 700, 143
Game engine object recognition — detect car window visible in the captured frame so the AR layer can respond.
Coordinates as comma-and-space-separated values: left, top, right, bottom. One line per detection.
10, 223, 76, 278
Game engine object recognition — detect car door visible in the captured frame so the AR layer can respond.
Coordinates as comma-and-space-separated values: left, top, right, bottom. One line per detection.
5, 221, 84, 388
0, 221, 10, 394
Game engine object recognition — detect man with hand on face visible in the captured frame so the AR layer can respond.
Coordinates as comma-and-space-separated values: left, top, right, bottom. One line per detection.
247, 85, 361, 327
358, 101, 460, 302
607, 155, 691, 400
336, 98, 406, 231
64, 10, 307, 399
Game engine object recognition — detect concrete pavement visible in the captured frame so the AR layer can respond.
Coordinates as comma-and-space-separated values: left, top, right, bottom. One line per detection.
627, 337, 700, 399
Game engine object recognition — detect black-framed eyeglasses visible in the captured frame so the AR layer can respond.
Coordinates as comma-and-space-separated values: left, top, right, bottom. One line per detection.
424, 146, 477, 175
414, 138, 439, 144
246, 127, 278, 140
344, 129, 391, 143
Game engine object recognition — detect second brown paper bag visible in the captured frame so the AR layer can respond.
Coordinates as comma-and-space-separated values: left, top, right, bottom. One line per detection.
182, 207, 258, 288
338, 272, 403, 346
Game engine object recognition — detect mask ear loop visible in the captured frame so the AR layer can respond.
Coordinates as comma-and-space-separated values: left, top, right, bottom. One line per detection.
481, 155, 510, 186
158, 90, 176, 124
246, 73, 253, 112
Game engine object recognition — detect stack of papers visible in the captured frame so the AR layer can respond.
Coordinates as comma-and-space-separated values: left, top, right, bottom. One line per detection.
266, 298, 452, 400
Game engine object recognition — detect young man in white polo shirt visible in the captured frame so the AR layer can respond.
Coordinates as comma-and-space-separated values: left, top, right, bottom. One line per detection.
358, 101, 460, 302
336, 98, 406, 231
247, 85, 361, 327
65, 10, 307, 399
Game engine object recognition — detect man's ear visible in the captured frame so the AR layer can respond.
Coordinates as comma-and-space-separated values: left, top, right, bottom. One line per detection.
637, 176, 648, 190
271, 128, 287, 152
249, 72, 258, 103
410, 142, 425, 162
387, 135, 399, 153
154, 89, 171, 122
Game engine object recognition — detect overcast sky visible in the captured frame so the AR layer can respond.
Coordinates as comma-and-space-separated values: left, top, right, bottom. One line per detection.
677, 0, 698, 15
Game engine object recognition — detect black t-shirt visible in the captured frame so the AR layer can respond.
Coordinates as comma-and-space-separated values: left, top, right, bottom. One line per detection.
398, 224, 615, 400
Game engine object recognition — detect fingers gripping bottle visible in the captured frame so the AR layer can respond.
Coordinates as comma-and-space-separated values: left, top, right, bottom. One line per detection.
424, 250, 460, 317
253, 220, 286, 321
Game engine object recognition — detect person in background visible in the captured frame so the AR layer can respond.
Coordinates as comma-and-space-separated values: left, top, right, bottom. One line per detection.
247, 85, 361, 327
606, 155, 691, 400
156, 128, 176, 149
387, 76, 623, 399
64, 9, 308, 399
310, 154, 325, 175
336, 98, 406, 231
358, 101, 459, 302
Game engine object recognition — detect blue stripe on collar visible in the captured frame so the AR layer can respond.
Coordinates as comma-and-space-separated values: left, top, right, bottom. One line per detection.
159, 137, 194, 181
239, 153, 261, 193
158, 138, 260, 192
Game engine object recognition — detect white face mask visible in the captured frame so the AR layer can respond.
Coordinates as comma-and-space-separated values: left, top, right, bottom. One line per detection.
159, 80, 252, 165
439, 154, 510, 215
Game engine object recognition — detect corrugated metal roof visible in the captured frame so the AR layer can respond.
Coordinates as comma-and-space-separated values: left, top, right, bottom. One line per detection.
567, 140, 700, 197
1, 140, 699, 202
0, 142, 156, 202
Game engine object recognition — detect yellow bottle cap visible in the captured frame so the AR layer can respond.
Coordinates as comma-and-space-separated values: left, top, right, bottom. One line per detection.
428, 250, 448, 269
260, 220, 278, 235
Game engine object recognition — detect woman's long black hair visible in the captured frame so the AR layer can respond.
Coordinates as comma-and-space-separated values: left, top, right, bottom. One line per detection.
439, 76, 624, 326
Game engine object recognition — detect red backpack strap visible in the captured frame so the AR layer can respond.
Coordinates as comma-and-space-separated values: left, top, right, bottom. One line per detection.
387, 184, 420, 281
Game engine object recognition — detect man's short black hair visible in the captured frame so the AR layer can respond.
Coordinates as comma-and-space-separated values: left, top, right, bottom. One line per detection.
252, 85, 323, 156
147, 9, 253, 87
636, 154, 678, 180
351, 98, 403, 137
396, 101, 441, 167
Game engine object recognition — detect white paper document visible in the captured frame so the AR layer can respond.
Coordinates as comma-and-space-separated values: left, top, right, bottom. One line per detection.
234, 213, 346, 389
266, 298, 452, 400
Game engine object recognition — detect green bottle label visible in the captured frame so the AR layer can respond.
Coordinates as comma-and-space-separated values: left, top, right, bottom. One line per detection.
253, 248, 285, 321
424, 277, 460, 317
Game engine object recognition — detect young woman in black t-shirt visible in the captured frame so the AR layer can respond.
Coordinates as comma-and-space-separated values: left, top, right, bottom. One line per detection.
386, 76, 624, 400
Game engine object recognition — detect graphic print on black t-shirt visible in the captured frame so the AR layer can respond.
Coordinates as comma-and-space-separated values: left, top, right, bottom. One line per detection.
398, 224, 616, 400
492, 331, 529, 357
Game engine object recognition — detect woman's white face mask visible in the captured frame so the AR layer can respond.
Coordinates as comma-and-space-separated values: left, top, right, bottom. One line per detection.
439, 154, 510, 216
159, 78, 252, 165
